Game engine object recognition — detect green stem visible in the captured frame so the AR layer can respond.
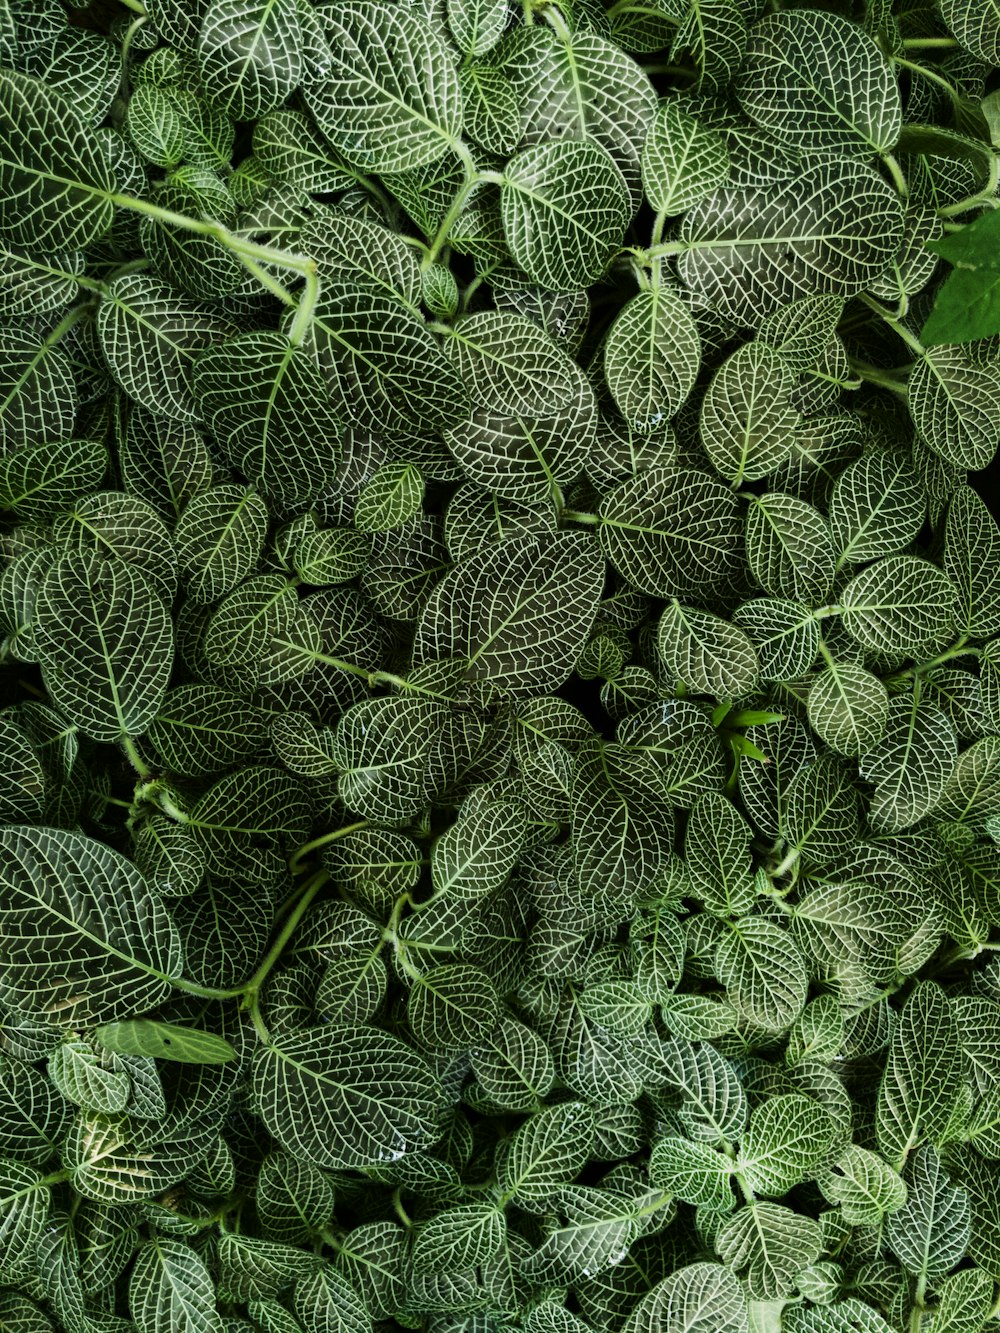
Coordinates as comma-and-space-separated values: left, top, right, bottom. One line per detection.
248, 992, 271, 1044
289, 822, 370, 876
938, 153, 1000, 217
892, 54, 964, 109
246, 871, 330, 994
902, 36, 958, 49
110, 192, 319, 334
882, 151, 909, 199
859, 294, 925, 355
848, 359, 911, 397
561, 509, 601, 526
118, 0, 146, 11
421, 172, 488, 271
122, 735, 152, 780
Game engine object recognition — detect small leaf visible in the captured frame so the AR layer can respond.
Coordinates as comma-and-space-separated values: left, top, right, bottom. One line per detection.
93, 1021, 236, 1065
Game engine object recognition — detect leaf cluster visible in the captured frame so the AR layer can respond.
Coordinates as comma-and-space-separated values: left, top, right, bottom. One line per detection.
1, 2, 1000, 1333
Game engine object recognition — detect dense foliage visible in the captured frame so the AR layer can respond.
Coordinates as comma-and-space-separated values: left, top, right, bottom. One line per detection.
2, 1, 1000, 1331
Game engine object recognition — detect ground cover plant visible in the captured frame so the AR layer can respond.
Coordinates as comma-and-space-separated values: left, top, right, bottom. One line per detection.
4, 0, 1000, 1331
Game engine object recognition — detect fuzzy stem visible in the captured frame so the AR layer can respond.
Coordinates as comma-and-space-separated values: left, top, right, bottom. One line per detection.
122, 735, 152, 780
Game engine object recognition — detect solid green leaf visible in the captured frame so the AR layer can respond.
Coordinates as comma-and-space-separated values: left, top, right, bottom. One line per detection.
93, 1021, 236, 1065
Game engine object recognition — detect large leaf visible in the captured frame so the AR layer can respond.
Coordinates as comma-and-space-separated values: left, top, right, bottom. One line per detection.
197, 0, 302, 121
677, 159, 904, 322
0, 70, 114, 252
604, 287, 701, 434
413, 530, 604, 695
716, 1201, 822, 1299
129, 1238, 225, 1333
98, 273, 238, 425
253, 1024, 443, 1170
875, 983, 962, 1169
622, 1263, 747, 1333
657, 601, 759, 700
193, 332, 343, 507
886, 1145, 970, 1284
33, 554, 172, 744
501, 140, 631, 290
839, 555, 957, 657
735, 9, 901, 153
310, 281, 469, 436
598, 467, 744, 599
908, 347, 1000, 471
642, 103, 730, 215
0, 825, 182, 1026
700, 343, 798, 485
307, 2, 462, 172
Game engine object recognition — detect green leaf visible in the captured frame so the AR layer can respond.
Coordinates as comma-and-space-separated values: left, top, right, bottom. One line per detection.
716, 1201, 822, 1300
0, 825, 182, 1025
98, 273, 238, 425
828, 450, 925, 567
818, 1144, 907, 1226
781, 754, 860, 869
501, 140, 631, 290
657, 601, 759, 700
32, 554, 171, 744
414, 530, 604, 695
642, 102, 730, 215
469, 1015, 556, 1112
908, 347, 1000, 471
446, 0, 508, 57
0, 70, 114, 252
732, 597, 820, 684
193, 332, 343, 508
354, 462, 424, 532
939, 0, 1000, 63
876, 982, 962, 1169
701, 343, 799, 486
0, 1054, 70, 1163
934, 733, 1000, 823
0, 326, 77, 450
715, 919, 808, 1033
685, 792, 756, 917
310, 281, 469, 435
49, 1038, 130, 1113
497, 1101, 595, 1208
407, 963, 500, 1050
622, 1263, 748, 1333
604, 287, 701, 434
0, 1161, 52, 1282
253, 1024, 443, 1170
197, 0, 302, 121
174, 485, 269, 605
0, 436, 106, 520
411, 1203, 505, 1274
859, 694, 957, 833
678, 159, 904, 323
739, 1094, 836, 1197
93, 1021, 236, 1065
599, 467, 744, 599
839, 555, 957, 657
292, 1262, 369, 1333
735, 9, 901, 153
886, 1145, 970, 1283
306, 2, 462, 173
130, 1238, 225, 1333
745, 493, 837, 604
806, 660, 889, 758
944, 484, 1000, 639
649, 1137, 734, 1211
